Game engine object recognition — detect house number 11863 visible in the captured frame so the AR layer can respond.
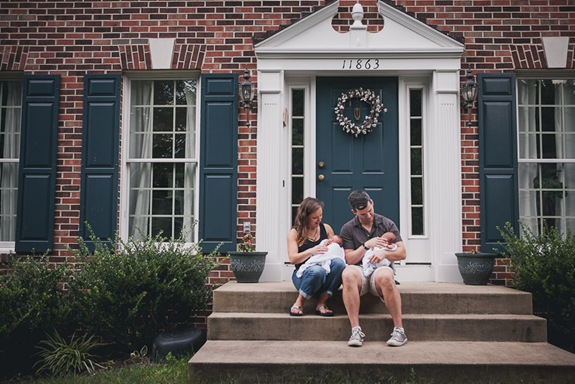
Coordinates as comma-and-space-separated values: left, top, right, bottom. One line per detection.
341, 59, 380, 70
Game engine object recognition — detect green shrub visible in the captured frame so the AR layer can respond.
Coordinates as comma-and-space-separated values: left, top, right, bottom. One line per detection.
68, 230, 218, 353
35, 331, 104, 377
499, 222, 575, 352
0, 255, 73, 377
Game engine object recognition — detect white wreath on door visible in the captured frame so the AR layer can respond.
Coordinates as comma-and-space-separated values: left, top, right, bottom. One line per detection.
334, 88, 383, 137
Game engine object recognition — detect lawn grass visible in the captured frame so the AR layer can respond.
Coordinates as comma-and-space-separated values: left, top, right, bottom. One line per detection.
4, 360, 550, 384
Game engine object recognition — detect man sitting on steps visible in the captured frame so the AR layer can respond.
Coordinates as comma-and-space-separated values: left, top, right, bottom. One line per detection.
340, 189, 408, 347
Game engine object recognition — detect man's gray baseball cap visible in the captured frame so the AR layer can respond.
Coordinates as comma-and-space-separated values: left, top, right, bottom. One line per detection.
348, 190, 371, 210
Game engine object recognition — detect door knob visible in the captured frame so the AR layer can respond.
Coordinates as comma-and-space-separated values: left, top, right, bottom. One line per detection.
318, 174, 325, 182
318, 161, 325, 169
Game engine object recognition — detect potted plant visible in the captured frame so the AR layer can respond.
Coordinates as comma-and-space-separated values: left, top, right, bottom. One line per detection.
455, 251, 498, 285
228, 233, 267, 283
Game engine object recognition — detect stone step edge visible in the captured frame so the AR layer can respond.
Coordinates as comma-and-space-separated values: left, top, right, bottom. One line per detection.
189, 340, 575, 366
208, 312, 545, 321
189, 341, 575, 384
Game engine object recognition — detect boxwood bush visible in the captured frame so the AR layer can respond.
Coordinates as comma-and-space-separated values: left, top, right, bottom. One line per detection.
68, 230, 219, 354
0, 254, 73, 377
0, 230, 218, 378
499, 222, 575, 353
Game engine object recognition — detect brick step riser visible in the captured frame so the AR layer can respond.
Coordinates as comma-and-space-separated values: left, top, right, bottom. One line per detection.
207, 315, 547, 342
212, 291, 534, 315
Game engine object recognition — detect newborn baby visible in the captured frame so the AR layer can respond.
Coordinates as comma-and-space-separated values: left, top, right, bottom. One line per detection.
296, 235, 345, 278
362, 232, 397, 277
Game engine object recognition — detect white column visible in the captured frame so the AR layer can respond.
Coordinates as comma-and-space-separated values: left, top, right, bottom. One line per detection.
256, 70, 286, 281
429, 70, 463, 282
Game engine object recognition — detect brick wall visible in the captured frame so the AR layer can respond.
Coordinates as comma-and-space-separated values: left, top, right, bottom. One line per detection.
1, 1, 574, 287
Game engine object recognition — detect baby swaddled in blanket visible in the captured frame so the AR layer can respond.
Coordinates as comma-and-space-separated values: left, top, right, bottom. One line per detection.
296, 235, 346, 278
362, 232, 397, 277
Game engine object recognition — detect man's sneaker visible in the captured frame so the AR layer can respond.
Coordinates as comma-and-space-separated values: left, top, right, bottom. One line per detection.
387, 327, 408, 347
347, 327, 365, 347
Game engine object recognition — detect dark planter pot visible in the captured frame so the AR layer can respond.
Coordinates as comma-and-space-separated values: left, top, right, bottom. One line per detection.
455, 252, 498, 285
228, 251, 268, 283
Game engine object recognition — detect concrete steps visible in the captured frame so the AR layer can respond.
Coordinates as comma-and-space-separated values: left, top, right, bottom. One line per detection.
188, 281, 575, 383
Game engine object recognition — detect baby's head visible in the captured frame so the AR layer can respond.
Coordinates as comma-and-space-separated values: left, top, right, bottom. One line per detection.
382, 232, 396, 244
332, 235, 343, 245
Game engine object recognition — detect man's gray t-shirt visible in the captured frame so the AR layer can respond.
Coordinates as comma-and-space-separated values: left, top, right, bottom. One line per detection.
340, 213, 402, 266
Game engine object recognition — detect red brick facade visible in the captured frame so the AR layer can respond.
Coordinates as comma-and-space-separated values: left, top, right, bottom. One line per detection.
1, 1, 574, 289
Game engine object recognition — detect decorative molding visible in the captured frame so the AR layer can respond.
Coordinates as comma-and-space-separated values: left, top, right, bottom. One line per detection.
541, 37, 570, 69
149, 38, 175, 70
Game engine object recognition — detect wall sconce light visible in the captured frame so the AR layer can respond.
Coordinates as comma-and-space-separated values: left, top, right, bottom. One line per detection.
460, 69, 478, 126
240, 68, 255, 109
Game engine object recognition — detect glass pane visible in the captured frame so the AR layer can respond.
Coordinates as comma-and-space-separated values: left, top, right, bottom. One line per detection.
409, 89, 422, 116
153, 163, 172, 188
175, 107, 187, 132
0, 163, 18, 241
292, 89, 304, 116
152, 217, 172, 238
174, 217, 184, 238
292, 119, 304, 145
153, 134, 173, 158
175, 80, 190, 105
292, 148, 303, 174
154, 80, 173, 105
411, 148, 422, 175
152, 190, 172, 214
292, 177, 303, 205
410, 119, 421, 146
175, 163, 185, 188
411, 177, 423, 205
154, 107, 173, 132
411, 207, 423, 235
174, 133, 186, 159
174, 190, 184, 215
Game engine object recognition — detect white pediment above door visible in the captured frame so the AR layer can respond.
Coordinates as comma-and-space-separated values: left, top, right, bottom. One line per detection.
254, 0, 464, 57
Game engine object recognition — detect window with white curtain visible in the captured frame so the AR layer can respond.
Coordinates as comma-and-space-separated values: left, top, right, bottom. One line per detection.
517, 79, 575, 235
127, 79, 198, 242
0, 80, 21, 244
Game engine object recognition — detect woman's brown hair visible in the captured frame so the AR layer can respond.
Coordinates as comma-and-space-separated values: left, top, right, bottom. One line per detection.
293, 197, 324, 246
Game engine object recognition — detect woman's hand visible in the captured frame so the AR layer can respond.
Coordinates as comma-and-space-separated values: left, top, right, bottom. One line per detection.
312, 243, 328, 254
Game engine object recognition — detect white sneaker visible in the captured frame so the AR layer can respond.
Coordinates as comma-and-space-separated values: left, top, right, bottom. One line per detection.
347, 327, 365, 347
387, 327, 408, 347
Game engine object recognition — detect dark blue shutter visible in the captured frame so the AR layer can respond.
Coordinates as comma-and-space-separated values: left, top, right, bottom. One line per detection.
478, 73, 519, 253
199, 74, 238, 253
79, 75, 121, 250
15, 75, 60, 253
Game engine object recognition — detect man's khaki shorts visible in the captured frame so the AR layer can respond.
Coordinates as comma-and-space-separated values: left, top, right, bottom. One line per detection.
349, 264, 394, 297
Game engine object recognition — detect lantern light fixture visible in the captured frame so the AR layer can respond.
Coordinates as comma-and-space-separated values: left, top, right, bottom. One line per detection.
240, 68, 254, 109
461, 69, 478, 126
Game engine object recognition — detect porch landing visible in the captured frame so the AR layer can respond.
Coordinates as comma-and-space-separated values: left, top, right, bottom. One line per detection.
188, 281, 575, 383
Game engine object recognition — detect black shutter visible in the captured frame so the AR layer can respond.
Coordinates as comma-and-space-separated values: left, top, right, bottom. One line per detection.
15, 75, 60, 253
199, 74, 238, 253
478, 73, 519, 253
79, 75, 121, 250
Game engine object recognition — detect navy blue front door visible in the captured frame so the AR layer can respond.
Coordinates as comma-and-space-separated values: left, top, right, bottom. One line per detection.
316, 77, 399, 234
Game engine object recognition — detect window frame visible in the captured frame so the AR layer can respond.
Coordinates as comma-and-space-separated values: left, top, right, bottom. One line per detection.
120, 72, 201, 244
0, 75, 22, 252
516, 75, 575, 233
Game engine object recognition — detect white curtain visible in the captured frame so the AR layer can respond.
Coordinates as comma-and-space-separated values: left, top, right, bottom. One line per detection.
129, 81, 153, 239
0, 81, 21, 241
183, 80, 197, 242
517, 80, 539, 234
555, 80, 575, 233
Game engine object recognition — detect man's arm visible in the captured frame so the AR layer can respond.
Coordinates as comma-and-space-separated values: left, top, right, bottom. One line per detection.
373, 241, 406, 262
